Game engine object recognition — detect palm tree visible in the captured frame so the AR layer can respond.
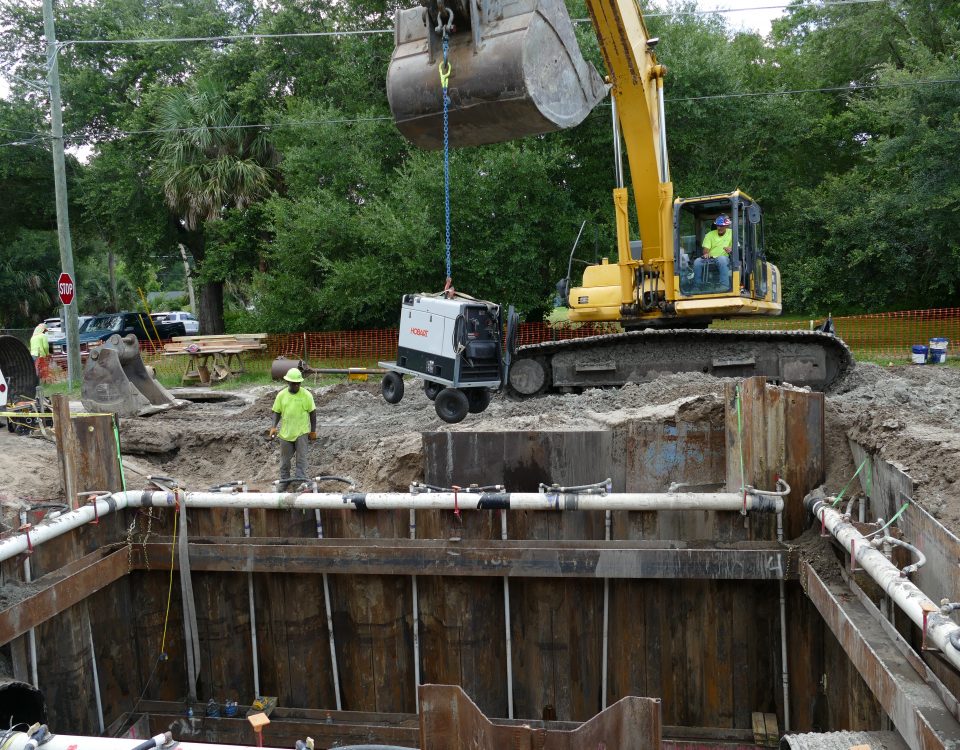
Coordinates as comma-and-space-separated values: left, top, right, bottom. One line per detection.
152, 79, 275, 334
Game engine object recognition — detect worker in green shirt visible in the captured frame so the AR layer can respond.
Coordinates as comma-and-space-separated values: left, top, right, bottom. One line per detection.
29, 323, 50, 381
694, 214, 733, 287
269, 368, 317, 489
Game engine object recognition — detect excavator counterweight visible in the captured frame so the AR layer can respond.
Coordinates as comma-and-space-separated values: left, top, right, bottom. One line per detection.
387, 0, 607, 149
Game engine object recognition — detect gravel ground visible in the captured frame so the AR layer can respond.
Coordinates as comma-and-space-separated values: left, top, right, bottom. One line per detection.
2, 362, 958, 534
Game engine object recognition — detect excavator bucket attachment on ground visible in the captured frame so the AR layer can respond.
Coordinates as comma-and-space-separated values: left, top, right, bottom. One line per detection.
81, 334, 177, 417
387, 0, 607, 149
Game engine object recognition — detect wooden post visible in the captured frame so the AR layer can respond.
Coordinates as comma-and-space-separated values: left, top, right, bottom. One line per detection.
44, 394, 129, 733
52, 394, 123, 506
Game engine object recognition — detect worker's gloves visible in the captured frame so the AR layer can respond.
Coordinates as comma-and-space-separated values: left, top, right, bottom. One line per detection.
308, 431, 318, 441
268, 427, 278, 438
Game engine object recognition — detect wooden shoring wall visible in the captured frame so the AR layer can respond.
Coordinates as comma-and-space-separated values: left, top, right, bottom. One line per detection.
1, 395, 137, 733
20, 380, 902, 740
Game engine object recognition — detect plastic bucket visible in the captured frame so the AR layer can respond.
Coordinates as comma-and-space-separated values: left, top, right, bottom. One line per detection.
911, 345, 928, 364
928, 337, 949, 364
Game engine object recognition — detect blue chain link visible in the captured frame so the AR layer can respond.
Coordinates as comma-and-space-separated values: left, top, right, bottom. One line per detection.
442, 36, 452, 281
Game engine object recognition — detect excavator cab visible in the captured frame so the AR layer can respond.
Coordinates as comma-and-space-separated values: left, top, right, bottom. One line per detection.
387, 0, 607, 149
675, 192, 778, 307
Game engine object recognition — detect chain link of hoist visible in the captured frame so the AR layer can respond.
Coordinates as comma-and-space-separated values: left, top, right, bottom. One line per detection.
440, 33, 452, 283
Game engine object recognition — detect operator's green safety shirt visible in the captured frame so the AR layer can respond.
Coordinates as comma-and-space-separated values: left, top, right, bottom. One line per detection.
271, 387, 316, 442
702, 229, 733, 258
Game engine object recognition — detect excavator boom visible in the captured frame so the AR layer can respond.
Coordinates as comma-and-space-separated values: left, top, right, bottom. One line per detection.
385, 0, 854, 393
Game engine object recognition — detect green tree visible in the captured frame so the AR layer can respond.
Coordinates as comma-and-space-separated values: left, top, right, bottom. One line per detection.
151, 78, 277, 333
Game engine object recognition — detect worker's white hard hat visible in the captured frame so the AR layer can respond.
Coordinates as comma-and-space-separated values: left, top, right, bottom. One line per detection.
283, 367, 304, 383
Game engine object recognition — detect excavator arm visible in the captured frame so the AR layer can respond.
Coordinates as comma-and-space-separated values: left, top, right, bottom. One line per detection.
385, 0, 851, 394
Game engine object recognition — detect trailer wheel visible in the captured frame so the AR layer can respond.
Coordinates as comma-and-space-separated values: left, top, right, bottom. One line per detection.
435, 387, 469, 424
381, 372, 405, 404
466, 388, 491, 414
424, 381, 442, 401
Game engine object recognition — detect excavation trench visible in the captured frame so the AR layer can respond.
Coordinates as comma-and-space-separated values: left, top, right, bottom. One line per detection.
0, 368, 959, 749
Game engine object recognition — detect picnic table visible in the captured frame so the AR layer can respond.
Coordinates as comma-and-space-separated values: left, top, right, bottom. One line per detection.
163, 334, 267, 385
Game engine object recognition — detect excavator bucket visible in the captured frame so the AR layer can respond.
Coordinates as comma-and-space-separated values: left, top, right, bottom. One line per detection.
81, 334, 178, 417
387, 0, 607, 150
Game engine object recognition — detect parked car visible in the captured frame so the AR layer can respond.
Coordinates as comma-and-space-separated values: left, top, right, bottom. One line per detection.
151, 311, 199, 335
43, 317, 62, 335
49, 312, 187, 360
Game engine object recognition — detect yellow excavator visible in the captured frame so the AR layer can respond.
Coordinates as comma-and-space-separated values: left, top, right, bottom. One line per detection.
386, 0, 852, 394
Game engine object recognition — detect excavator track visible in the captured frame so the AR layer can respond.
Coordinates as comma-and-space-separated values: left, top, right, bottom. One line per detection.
506, 328, 855, 397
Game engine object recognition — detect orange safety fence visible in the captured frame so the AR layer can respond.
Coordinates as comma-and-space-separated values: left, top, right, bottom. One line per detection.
9, 306, 958, 387
711, 307, 960, 361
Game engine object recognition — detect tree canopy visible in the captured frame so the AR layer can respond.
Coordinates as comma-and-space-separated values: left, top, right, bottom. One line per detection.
0, 0, 958, 330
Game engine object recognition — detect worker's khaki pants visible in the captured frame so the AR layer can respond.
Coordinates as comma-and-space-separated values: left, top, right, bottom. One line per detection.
279, 434, 310, 488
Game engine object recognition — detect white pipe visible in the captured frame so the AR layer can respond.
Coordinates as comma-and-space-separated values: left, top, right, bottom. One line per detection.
776, 512, 790, 731
86, 617, 105, 734
1, 734, 294, 749
154, 490, 782, 512
811, 500, 960, 672
19, 511, 38, 688
0, 489, 784, 566
0, 495, 143, 563
410, 507, 421, 713
315, 509, 342, 711
242, 507, 261, 699
501, 509, 514, 720
601, 509, 611, 710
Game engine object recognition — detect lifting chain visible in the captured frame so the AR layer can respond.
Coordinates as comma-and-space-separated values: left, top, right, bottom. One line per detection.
439, 11, 454, 295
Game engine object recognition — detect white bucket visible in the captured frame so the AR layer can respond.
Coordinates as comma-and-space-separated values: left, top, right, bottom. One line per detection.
911, 345, 928, 365
929, 338, 949, 364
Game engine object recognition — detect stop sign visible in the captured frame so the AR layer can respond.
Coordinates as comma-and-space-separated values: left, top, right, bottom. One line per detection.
57, 272, 75, 306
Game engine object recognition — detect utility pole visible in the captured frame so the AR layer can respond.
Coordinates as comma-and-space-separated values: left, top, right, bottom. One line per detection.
42, 0, 81, 388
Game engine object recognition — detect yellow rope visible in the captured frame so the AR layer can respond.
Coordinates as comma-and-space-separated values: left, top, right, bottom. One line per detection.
159, 500, 179, 656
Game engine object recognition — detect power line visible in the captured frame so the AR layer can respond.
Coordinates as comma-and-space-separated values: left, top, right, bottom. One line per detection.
0, 125, 49, 138
62, 28, 392, 47
57, 0, 892, 46
666, 77, 960, 102
5, 77, 955, 149
67, 115, 393, 143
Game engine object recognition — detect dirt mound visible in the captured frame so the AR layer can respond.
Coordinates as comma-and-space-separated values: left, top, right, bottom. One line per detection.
825, 363, 960, 529
5, 360, 957, 534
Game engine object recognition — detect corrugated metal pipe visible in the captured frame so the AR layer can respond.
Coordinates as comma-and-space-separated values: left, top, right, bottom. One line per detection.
0, 484, 787, 565
806, 496, 960, 672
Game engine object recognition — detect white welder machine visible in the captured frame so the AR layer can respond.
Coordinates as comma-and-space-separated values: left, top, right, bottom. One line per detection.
379, 293, 517, 423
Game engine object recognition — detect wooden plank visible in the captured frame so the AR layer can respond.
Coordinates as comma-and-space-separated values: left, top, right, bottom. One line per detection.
0, 546, 128, 644
134, 539, 795, 580
751, 712, 766, 745
801, 562, 960, 750
848, 441, 960, 701
417, 576, 507, 718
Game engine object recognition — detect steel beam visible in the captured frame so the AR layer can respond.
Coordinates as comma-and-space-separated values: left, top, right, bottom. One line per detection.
134, 538, 794, 580
0, 546, 128, 645
418, 684, 661, 749
801, 562, 960, 750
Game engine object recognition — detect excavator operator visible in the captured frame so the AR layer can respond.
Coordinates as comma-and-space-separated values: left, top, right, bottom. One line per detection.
694, 215, 733, 287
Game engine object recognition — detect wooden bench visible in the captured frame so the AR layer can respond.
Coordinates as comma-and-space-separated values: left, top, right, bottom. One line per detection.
162, 334, 268, 385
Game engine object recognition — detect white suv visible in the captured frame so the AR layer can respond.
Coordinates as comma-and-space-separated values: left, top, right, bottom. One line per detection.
152, 311, 199, 335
